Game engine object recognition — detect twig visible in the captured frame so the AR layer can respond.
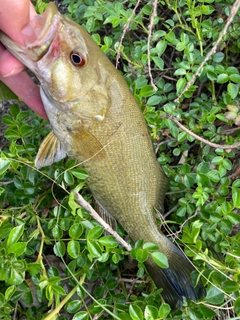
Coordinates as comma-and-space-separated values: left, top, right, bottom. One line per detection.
115, 0, 141, 69
74, 192, 132, 251
175, 0, 240, 103
168, 209, 199, 239
162, 114, 240, 151
0, 180, 13, 185
147, 0, 158, 90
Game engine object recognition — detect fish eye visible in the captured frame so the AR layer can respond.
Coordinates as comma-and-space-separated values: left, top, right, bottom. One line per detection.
70, 51, 86, 67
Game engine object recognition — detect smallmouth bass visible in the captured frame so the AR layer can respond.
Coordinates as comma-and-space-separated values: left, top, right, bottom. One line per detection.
0, 2, 205, 308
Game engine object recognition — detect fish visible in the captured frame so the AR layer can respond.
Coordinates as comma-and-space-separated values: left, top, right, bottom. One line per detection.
0, 2, 205, 309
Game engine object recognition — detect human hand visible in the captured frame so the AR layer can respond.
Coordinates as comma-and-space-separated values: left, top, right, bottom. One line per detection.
0, 0, 48, 119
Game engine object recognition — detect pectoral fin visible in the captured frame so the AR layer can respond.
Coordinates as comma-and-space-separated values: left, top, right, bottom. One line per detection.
68, 124, 105, 160
35, 131, 67, 169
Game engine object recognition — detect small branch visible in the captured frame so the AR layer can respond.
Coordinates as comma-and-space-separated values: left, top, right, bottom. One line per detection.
175, 0, 240, 103
115, 0, 141, 69
74, 192, 132, 252
147, 0, 158, 90
162, 114, 240, 151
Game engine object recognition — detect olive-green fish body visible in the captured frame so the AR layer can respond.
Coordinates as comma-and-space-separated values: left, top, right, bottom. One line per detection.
0, 3, 205, 308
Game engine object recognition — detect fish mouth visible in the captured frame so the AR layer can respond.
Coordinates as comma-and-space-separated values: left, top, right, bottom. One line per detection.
0, 3, 60, 68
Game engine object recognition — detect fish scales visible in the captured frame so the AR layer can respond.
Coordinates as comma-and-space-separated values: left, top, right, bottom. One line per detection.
0, 2, 205, 309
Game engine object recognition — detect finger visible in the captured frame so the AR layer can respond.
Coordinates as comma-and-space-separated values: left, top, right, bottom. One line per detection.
0, 44, 25, 77
0, 0, 37, 43
0, 71, 48, 120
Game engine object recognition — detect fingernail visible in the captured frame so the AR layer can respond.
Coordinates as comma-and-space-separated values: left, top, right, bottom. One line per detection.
21, 24, 37, 42
2, 69, 16, 77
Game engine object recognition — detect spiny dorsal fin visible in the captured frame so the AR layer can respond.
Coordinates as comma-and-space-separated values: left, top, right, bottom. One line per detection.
35, 131, 67, 169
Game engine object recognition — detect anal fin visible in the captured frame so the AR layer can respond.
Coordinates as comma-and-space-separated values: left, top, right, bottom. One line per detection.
94, 199, 117, 232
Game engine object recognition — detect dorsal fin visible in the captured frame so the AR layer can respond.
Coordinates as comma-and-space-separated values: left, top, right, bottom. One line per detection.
35, 131, 67, 169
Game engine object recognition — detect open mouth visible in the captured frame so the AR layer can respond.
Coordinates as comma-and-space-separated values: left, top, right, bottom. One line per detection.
0, 3, 60, 63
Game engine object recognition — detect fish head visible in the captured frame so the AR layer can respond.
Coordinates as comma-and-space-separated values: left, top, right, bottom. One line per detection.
0, 2, 107, 106
0, 3, 113, 167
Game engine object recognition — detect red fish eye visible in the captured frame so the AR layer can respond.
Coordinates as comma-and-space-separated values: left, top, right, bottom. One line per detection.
70, 52, 86, 66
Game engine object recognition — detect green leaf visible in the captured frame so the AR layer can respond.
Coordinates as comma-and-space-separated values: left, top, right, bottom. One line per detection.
232, 187, 240, 208
198, 304, 216, 318
156, 40, 167, 55
143, 242, 159, 251
19, 124, 32, 137
52, 284, 66, 295
213, 52, 224, 63
98, 235, 118, 248
158, 303, 171, 318
105, 278, 118, 290
217, 74, 229, 84
0, 81, 18, 100
207, 170, 220, 182
144, 305, 158, 320
152, 57, 164, 70
232, 179, 240, 188
7, 224, 24, 248
27, 262, 41, 276
2, 114, 16, 125
129, 304, 143, 320
71, 168, 88, 180
0, 293, 4, 308
66, 300, 82, 313
222, 158, 232, 170
207, 71, 217, 81
7, 242, 26, 257
4, 128, 20, 140
227, 213, 240, 224
52, 225, 63, 239
67, 240, 80, 259
174, 68, 186, 76
53, 241, 66, 257
176, 42, 185, 51
87, 226, 103, 240
205, 286, 224, 304
87, 240, 102, 258
92, 33, 101, 45
229, 74, 240, 83
64, 171, 74, 185
47, 276, 62, 284
4, 285, 16, 302
165, 31, 177, 44
177, 131, 187, 142
151, 252, 169, 268
0, 159, 10, 175
104, 36, 112, 48
227, 83, 239, 99
118, 313, 132, 320
176, 78, 186, 94
222, 280, 239, 293
140, 85, 156, 97
8, 267, 25, 285
147, 95, 162, 106
69, 223, 83, 239
10, 104, 20, 117
136, 248, 148, 263
234, 297, 240, 315
72, 311, 89, 320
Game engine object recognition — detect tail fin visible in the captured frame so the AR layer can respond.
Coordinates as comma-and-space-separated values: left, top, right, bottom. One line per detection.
145, 239, 206, 309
